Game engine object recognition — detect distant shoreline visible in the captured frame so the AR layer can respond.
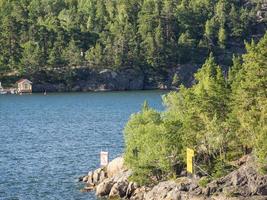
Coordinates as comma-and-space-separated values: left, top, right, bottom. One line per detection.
0, 89, 171, 96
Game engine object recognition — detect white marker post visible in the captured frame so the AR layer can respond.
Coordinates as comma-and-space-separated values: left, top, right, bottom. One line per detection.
100, 151, 109, 167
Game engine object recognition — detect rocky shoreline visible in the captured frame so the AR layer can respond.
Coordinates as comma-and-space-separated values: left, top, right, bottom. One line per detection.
28, 65, 198, 93
79, 156, 267, 200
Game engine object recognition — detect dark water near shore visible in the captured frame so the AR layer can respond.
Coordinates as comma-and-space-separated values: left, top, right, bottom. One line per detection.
0, 91, 166, 200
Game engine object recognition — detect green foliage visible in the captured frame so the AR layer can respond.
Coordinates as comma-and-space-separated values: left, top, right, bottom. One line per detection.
205, 18, 217, 46
218, 27, 227, 49
171, 74, 180, 87
124, 100, 185, 184
211, 159, 236, 179
0, 0, 262, 80
198, 176, 211, 188
125, 54, 230, 184
62, 39, 83, 67
230, 33, 267, 171
48, 39, 66, 68
20, 41, 43, 74
142, 100, 149, 111
228, 54, 242, 85
124, 34, 267, 185
85, 43, 103, 68
124, 104, 164, 184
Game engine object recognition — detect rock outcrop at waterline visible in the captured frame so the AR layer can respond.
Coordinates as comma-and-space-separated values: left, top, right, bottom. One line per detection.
79, 156, 267, 200
32, 68, 146, 92
79, 156, 137, 198
30, 64, 200, 92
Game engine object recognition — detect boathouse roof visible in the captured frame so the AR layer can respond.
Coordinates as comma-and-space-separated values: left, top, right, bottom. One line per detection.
16, 79, 32, 84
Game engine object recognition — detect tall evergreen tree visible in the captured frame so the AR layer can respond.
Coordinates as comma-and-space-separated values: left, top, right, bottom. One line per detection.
230, 33, 267, 167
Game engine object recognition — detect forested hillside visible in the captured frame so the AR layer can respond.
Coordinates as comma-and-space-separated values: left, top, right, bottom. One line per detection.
0, 0, 266, 89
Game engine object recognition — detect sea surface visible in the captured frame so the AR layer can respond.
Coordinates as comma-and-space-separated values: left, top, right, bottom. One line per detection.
0, 91, 166, 200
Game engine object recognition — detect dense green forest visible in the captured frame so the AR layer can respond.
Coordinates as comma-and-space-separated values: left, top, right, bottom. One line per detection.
0, 0, 266, 86
124, 33, 267, 185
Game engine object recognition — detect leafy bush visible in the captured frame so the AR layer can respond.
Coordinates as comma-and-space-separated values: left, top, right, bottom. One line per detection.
211, 160, 236, 179
198, 177, 211, 188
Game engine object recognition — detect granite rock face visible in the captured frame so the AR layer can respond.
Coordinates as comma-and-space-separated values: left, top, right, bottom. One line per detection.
107, 156, 125, 178
205, 156, 267, 197
79, 156, 267, 200
32, 68, 146, 92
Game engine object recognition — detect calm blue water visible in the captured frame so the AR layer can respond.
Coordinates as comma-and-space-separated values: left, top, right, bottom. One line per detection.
0, 91, 166, 200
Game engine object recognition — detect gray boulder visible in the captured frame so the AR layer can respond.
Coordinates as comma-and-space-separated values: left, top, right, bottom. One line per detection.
109, 180, 129, 198
82, 176, 88, 182
144, 181, 180, 200
205, 156, 267, 197
95, 178, 115, 197
130, 186, 150, 200
107, 156, 125, 178
126, 182, 139, 198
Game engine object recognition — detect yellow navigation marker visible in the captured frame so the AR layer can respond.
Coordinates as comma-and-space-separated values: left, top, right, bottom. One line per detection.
187, 148, 195, 173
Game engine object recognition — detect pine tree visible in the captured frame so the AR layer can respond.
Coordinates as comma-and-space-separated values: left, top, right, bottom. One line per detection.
1, 15, 23, 70
85, 43, 103, 68
20, 41, 42, 74
138, 0, 167, 69
95, 0, 108, 32
62, 39, 83, 67
191, 54, 229, 164
48, 39, 66, 68
228, 54, 242, 86
218, 26, 227, 49
204, 18, 217, 47
230, 33, 267, 168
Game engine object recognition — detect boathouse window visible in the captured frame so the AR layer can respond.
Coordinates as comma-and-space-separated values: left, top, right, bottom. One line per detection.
24, 83, 29, 89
